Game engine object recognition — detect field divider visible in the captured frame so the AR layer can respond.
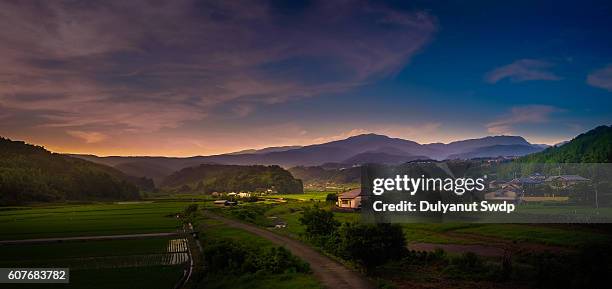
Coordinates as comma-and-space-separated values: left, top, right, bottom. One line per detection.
0, 232, 179, 245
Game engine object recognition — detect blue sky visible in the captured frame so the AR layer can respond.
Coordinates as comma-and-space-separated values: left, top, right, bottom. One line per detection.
0, 0, 611, 156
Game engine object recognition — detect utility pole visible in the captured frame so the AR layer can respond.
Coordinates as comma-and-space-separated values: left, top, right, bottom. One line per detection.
592, 165, 599, 209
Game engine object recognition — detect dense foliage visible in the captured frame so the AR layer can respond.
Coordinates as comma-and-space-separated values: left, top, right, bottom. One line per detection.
0, 137, 145, 205
299, 205, 406, 271
520, 125, 612, 163
337, 222, 406, 271
288, 165, 360, 185
202, 239, 310, 274
161, 164, 303, 194
299, 205, 340, 237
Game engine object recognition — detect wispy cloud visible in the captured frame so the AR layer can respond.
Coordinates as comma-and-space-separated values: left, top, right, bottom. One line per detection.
66, 130, 108, 144
587, 64, 612, 92
485, 59, 561, 83
486, 105, 560, 134
0, 0, 437, 139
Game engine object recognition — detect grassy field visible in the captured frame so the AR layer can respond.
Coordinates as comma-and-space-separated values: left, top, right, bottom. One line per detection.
0, 202, 194, 240
453, 224, 612, 246
199, 217, 278, 249
4, 197, 610, 289
262, 191, 334, 201
0, 202, 196, 289
516, 202, 612, 217
220, 199, 612, 248
0, 237, 172, 264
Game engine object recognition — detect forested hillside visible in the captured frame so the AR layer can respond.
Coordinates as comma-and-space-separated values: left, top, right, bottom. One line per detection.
288, 166, 361, 185
161, 164, 303, 194
0, 137, 148, 205
520, 125, 612, 163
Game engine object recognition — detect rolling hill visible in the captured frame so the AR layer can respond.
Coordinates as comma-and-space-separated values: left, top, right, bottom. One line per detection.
288, 166, 361, 185
0, 137, 149, 205
447, 144, 544, 160
520, 125, 612, 163
161, 164, 303, 194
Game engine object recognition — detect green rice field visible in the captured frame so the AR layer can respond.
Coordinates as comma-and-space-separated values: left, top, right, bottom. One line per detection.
0, 201, 196, 289
0, 202, 195, 240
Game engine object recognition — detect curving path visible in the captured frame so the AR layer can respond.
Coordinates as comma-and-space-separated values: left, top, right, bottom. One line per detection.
204, 212, 375, 289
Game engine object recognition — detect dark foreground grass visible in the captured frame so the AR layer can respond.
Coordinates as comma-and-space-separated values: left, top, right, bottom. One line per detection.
202, 272, 322, 289
0, 237, 172, 266
1, 266, 184, 289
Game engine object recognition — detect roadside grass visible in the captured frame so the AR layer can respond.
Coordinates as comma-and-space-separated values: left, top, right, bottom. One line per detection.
201, 272, 322, 289
0, 202, 193, 240
199, 217, 276, 249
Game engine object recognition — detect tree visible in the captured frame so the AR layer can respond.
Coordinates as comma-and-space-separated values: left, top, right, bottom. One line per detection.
183, 204, 199, 223
325, 193, 338, 203
299, 205, 340, 238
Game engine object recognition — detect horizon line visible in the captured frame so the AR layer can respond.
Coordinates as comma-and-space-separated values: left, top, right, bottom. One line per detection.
18, 132, 562, 158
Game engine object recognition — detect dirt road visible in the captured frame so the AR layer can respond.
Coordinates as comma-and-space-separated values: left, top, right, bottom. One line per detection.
204, 212, 375, 289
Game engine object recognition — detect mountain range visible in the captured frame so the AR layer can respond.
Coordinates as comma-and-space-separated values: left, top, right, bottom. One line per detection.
72, 134, 548, 183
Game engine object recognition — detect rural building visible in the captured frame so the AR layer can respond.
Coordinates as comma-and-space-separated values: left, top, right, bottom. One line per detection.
337, 188, 362, 209
488, 180, 506, 189
510, 176, 545, 187
238, 192, 251, 198
213, 200, 227, 206
484, 187, 523, 203
545, 175, 590, 187
213, 200, 237, 206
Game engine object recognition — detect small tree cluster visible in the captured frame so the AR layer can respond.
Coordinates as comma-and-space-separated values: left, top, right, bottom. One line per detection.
299, 205, 407, 271
202, 239, 310, 275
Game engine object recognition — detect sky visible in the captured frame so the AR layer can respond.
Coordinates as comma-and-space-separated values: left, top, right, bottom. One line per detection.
0, 0, 611, 157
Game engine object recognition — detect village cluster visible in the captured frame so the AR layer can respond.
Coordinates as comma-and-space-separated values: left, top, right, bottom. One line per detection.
336, 173, 591, 210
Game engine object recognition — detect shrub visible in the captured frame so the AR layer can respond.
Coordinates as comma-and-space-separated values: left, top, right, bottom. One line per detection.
202, 239, 309, 275
451, 252, 484, 270
337, 222, 407, 272
299, 205, 340, 238
203, 240, 248, 273
183, 204, 199, 223
325, 193, 338, 203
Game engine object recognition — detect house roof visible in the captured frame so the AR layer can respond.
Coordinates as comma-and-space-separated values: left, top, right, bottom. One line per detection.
511, 177, 544, 184
546, 175, 590, 182
339, 188, 361, 199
